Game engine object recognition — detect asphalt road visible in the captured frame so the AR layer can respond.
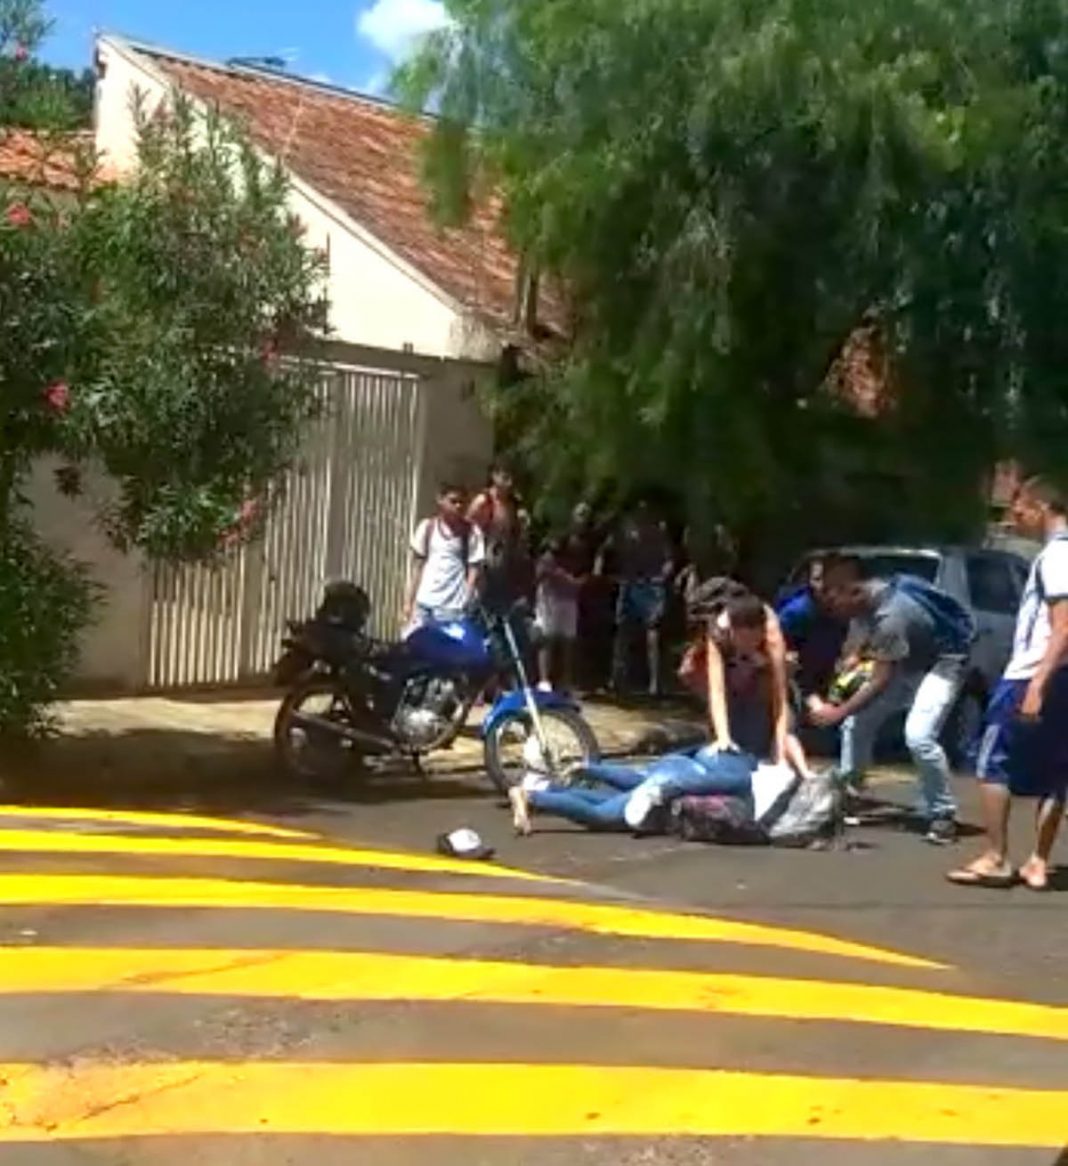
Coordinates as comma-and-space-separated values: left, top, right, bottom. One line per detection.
1, 761, 1066, 1165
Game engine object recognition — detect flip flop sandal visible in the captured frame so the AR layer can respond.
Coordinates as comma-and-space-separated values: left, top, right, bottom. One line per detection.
1018, 869, 1050, 892
946, 865, 1016, 889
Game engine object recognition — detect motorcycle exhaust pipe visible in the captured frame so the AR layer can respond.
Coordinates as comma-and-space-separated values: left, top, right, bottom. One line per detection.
288, 712, 394, 752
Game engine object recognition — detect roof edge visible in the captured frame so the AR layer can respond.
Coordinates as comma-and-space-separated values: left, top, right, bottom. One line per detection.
98, 34, 434, 126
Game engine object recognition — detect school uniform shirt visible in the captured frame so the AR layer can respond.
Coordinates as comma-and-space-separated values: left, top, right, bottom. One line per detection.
411, 518, 486, 615
1004, 533, 1068, 681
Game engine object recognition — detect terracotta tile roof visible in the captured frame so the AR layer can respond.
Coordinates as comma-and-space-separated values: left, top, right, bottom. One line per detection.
129, 44, 551, 335
0, 129, 94, 191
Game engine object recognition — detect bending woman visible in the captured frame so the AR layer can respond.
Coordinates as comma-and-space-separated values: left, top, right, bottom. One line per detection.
508, 592, 809, 835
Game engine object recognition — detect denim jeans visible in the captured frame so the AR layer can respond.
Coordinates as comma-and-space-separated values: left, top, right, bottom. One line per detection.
838, 657, 962, 820
528, 748, 756, 831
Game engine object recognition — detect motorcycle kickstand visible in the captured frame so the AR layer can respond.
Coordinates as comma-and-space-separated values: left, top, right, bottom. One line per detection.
411, 753, 429, 781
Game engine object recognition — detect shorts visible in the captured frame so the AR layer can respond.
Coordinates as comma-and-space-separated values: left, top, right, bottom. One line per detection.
975, 668, 1068, 798
617, 580, 666, 629
536, 592, 579, 640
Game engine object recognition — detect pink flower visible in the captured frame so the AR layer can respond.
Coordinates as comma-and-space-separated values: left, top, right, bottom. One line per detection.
259, 337, 280, 369
238, 498, 261, 526
43, 381, 71, 414
6, 202, 32, 228
13, 44, 28, 62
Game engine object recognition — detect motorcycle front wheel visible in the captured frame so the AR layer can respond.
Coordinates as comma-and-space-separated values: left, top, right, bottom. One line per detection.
274, 678, 359, 787
483, 707, 600, 796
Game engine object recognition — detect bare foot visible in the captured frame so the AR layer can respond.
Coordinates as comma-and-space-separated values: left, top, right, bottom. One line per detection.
1018, 857, 1049, 891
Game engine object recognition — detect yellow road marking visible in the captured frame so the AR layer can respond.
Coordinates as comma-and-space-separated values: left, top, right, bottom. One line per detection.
0, 947, 1055, 1039
0, 829, 565, 886
0, 875, 943, 968
0, 805, 311, 840
4, 1062, 1066, 1145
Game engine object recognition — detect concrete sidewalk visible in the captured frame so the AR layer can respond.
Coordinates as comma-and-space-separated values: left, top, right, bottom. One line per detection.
0, 693, 705, 796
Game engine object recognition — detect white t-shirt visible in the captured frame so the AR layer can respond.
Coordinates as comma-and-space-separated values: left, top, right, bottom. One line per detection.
411, 518, 486, 615
1004, 534, 1068, 681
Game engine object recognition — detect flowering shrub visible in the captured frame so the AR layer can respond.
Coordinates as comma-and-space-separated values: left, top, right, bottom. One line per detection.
0, 0, 329, 732
0, 521, 96, 735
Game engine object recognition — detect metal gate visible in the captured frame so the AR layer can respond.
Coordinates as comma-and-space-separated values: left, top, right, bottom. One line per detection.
146, 360, 424, 689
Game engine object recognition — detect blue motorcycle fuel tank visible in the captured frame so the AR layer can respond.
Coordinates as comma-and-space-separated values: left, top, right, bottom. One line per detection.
404, 617, 491, 672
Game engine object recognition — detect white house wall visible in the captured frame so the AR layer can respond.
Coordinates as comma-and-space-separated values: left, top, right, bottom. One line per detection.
25, 459, 149, 691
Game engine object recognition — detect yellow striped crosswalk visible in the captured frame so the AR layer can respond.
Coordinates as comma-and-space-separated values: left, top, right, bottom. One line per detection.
0, 825, 571, 884
0, 872, 939, 965
5, 1062, 1067, 1146
3, 946, 1064, 1040
0, 803, 1065, 1160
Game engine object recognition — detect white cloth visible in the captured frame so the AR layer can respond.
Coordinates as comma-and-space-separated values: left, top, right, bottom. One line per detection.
1004, 534, 1068, 680
411, 518, 486, 616
536, 588, 579, 639
749, 762, 798, 823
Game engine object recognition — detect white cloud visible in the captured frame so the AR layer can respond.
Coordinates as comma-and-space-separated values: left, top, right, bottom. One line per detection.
356, 0, 449, 62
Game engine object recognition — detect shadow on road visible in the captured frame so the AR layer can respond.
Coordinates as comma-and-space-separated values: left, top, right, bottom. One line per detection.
0, 729, 490, 823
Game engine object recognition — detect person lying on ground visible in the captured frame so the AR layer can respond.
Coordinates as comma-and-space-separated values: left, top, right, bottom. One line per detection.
508, 592, 814, 835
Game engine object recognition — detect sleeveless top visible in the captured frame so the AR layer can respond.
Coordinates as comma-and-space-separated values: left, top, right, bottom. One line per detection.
711, 630, 775, 761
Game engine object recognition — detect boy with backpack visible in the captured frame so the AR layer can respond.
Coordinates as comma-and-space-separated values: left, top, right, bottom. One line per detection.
806, 556, 975, 844
403, 481, 486, 627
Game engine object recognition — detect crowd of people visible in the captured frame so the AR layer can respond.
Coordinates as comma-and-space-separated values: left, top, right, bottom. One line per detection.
405, 462, 1068, 888
404, 459, 726, 699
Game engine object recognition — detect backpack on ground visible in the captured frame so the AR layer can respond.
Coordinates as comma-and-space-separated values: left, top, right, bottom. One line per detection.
767, 770, 844, 848
891, 574, 975, 657
670, 794, 768, 845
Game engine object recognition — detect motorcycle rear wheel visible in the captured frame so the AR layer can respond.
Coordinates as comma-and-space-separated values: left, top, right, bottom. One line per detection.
274, 679, 359, 786
484, 706, 600, 796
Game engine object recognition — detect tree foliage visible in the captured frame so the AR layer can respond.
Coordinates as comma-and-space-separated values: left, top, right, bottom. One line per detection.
0, 0, 92, 128
0, 0, 328, 731
401, 0, 1068, 560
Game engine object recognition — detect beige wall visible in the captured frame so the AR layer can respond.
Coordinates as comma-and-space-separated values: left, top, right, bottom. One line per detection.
417, 367, 495, 517
25, 459, 148, 690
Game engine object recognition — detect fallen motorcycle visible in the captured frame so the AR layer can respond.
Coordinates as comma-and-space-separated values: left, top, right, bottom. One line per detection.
272, 581, 599, 793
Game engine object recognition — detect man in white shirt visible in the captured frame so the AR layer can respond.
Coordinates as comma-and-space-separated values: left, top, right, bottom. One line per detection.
949, 475, 1068, 890
403, 482, 486, 626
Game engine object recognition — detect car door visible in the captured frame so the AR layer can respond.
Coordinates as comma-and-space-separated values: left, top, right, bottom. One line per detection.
963, 551, 1023, 688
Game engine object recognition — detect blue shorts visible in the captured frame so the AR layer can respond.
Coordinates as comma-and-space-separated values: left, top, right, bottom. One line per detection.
975, 669, 1068, 798
617, 581, 666, 629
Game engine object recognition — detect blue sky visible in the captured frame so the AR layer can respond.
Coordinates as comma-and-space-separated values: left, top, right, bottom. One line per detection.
41, 0, 448, 94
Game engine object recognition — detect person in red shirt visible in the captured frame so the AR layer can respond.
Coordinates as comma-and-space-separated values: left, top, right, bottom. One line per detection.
468, 459, 522, 608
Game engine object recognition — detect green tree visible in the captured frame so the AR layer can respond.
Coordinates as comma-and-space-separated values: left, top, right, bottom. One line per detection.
0, 1, 328, 732
401, 0, 1068, 567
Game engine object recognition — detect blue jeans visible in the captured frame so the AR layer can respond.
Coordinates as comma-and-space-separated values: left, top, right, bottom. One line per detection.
529, 747, 756, 831
838, 658, 962, 820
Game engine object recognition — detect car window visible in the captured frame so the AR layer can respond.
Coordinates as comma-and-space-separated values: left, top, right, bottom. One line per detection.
966, 553, 1020, 615
784, 552, 939, 590
856, 555, 939, 583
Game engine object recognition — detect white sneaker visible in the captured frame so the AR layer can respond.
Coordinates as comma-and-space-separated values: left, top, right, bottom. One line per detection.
537, 681, 553, 694
508, 786, 532, 835
623, 781, 663, 830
